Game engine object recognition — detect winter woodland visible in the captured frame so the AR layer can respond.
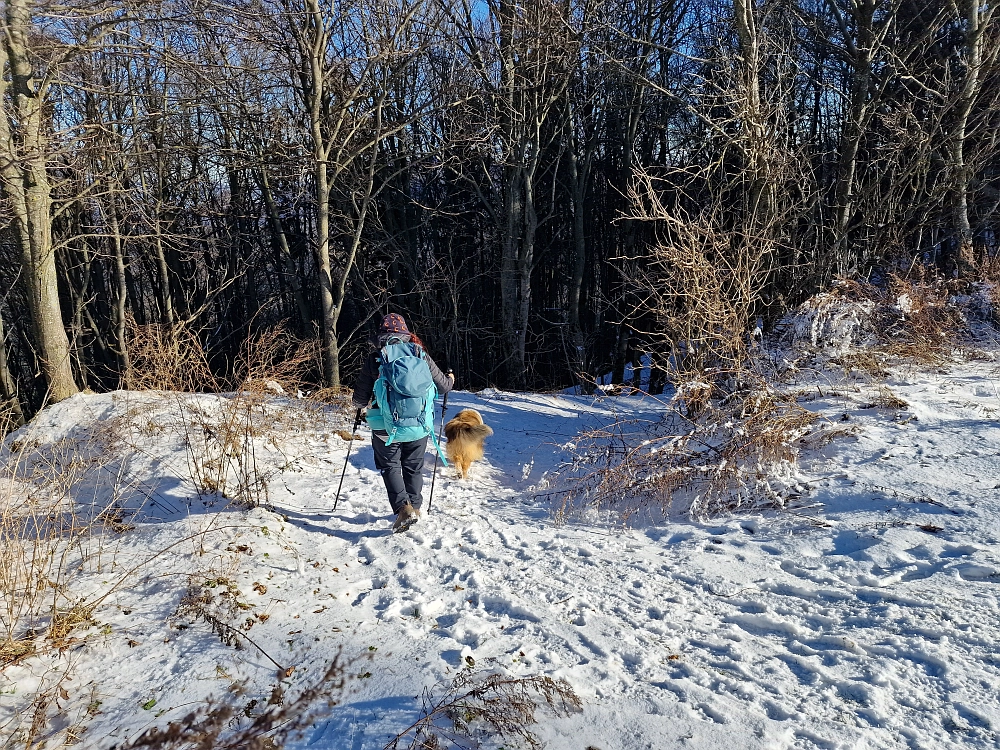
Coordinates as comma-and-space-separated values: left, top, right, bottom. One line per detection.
2, 0, 1000, 747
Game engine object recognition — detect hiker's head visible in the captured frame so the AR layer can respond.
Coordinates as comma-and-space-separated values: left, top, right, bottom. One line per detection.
379, 313, 423, 347
379, 313, 409, 337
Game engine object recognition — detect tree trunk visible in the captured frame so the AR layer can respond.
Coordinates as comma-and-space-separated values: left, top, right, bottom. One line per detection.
733, 0, 773, 226
517, 167, 537, 387
298, 0, 340, 387
827, 0, 875, 279
105, 199, 132, 383
0, 0, 79, 403
949, 0, 996, 276
565, 97, 591, 385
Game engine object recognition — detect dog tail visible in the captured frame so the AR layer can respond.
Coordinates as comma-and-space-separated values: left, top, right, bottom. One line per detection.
464, 423, 493, 440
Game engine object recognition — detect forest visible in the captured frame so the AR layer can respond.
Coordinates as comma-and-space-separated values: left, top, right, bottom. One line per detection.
2, 0, 999, 420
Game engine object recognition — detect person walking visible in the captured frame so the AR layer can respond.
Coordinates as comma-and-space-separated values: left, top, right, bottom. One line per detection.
352, 314, 454, 532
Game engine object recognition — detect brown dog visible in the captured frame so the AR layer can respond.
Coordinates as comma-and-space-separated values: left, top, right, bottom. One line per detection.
444, 409, 494, 479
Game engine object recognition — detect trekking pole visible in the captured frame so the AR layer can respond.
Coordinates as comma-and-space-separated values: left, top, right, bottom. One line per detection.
333, 408, 363, 511
426, 371, 452, 515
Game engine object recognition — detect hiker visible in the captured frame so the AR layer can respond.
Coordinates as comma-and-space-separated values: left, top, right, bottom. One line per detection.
352, 314, 454, 532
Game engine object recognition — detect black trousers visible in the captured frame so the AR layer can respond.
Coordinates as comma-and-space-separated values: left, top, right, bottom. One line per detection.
372, 432, 428, 514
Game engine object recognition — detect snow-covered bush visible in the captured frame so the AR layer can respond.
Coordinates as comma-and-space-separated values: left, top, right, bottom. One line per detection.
778, 276, 967, 363
778, 281, 878, 355
950, 281, 999, 331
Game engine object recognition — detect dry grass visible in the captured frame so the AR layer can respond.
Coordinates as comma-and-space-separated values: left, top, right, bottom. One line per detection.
0, 417, 142, 748
562, 373, 825, 521
868, 386, 909, 411
123, 317, 217, 392
0, 403, 19, 440
177, 389, 330, 509
385, 670, 581, 750
123, 653, 352, 750
0, 425, 137, 664
881, 275, 965, 362
828, 351, 890, 379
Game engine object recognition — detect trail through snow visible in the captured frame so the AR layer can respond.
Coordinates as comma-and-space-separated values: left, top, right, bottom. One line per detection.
3, 361, 1000, 749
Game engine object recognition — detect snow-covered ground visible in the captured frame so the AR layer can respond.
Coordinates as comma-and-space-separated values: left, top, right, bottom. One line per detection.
3, 355, 1000, 749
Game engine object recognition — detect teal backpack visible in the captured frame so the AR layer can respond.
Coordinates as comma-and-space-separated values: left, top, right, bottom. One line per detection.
373, 338, 447, 461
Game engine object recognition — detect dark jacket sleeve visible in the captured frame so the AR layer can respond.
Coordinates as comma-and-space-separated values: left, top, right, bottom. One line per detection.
352, 351, 379, 408
424, 353, 453, 397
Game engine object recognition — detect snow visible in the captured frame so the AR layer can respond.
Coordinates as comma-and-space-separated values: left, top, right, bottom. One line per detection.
3, 358, 1000, 749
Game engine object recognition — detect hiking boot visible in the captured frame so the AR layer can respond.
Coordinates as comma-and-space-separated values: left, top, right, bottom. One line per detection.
392, 504, 419, 533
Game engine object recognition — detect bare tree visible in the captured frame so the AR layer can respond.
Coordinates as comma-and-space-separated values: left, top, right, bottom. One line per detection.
267, 0, 438, 387
0, 0, 79, 401
946, 0, 1000, 275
